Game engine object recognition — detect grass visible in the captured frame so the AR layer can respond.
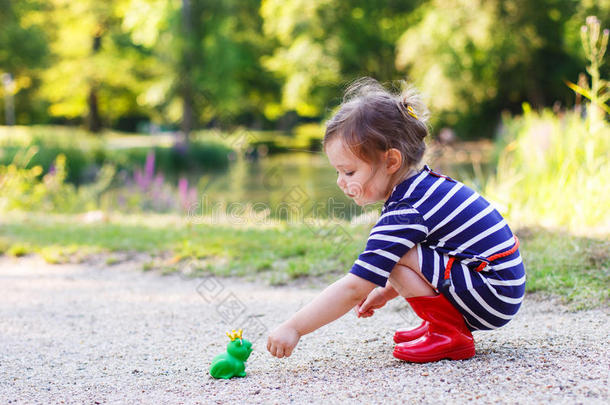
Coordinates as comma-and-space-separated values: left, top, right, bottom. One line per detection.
0, 212, 369, 285
515, 227, 609, 309
0, 212, 607, 309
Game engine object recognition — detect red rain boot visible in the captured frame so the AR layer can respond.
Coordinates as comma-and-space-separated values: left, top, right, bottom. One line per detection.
393, 320, 429, 343
393, 294, 475, 362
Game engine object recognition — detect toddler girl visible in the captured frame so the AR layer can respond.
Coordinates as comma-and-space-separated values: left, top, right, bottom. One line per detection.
266, 78, 525, 362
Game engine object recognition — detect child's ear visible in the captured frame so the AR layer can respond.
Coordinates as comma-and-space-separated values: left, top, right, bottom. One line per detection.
385, 148, 403, 174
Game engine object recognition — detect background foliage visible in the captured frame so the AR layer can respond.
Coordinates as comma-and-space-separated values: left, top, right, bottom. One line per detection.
0, 3, 608, 307
1, 0, 608, 137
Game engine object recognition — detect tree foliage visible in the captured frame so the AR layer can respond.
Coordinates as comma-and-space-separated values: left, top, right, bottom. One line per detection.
0, 0, 49, 123
395, 0, 608, 136
260, 0, 421, 118
2, 0, 607, 137
37, 0, 153, 130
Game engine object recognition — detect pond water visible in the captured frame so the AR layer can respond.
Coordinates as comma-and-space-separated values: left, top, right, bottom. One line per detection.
188, 146, 491, 222
190, 152, 364, 222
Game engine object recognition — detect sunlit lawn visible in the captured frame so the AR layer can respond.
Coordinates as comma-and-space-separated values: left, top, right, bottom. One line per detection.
0, 212, 607, 309
0, 212, 369, 286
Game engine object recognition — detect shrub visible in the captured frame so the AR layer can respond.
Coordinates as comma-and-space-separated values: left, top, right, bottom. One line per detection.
486, 16, 609, 235
0, 150, 114, 213
0, 126, 232, 184
486, 106, 609, 233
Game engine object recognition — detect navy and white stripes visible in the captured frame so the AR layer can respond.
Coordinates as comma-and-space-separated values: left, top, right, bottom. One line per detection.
350, 166, 526, 330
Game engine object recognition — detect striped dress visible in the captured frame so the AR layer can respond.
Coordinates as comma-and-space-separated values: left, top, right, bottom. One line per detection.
350, 165, 526, 331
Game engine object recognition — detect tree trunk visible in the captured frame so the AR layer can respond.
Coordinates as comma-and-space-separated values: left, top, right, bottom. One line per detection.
87, 30, 103, 133
182, 89, 194, 137
180, 0, 194, 141
87, 88, 102, 133
1, 73, 15, 126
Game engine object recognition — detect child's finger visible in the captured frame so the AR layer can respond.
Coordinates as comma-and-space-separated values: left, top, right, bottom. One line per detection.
355, 298, 365, 313
359, 297, 373, 314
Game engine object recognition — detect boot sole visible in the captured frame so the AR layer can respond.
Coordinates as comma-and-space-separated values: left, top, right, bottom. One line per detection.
393, 346, 475, 363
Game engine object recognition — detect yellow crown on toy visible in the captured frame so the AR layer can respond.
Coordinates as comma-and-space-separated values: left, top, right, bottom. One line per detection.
226, 329, 243, 341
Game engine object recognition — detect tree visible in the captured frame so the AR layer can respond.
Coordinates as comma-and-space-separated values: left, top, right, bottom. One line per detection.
39, 0, 152, 132
260, 0, 341, 118
260, 0, 421, 120
395, 0, 607, 137
122, 0, 275, 137
0, 0, 49, 124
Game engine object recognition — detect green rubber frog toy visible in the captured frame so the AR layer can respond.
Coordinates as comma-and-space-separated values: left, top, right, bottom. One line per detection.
209, 329, 253, 379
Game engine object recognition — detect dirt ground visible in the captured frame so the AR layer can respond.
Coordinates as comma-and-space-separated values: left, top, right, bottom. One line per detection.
1, 256, 608, 404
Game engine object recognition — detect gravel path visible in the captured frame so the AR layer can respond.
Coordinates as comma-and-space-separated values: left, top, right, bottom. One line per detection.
1, 256, 608, 404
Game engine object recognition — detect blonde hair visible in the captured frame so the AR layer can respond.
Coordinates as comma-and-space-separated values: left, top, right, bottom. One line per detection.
323, 77, 430, 181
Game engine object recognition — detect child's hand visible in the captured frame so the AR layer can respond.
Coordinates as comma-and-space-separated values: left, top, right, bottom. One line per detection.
355, 288, 389, 318
267, 323, 301, 358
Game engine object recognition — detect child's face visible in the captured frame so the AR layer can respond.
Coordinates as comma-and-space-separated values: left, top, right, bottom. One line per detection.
325, 138, 396, 206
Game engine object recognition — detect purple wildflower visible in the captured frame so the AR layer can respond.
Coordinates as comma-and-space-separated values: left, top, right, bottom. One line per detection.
145, 151, 155, 181
178, 177, 198, 212
178, 177, 188, 200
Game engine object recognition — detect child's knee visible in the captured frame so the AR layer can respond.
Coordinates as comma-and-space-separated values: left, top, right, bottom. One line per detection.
396, 245, 420, 273
389, 264, 435, 297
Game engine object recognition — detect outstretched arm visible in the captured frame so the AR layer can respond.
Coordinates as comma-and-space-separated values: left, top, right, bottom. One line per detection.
267, 273, 376, 358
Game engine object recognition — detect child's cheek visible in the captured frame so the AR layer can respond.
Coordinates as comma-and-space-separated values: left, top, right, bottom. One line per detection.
365, 184, 377, 202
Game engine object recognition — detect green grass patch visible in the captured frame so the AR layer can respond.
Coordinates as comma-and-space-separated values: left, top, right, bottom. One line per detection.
516, 227, 609, 309
7, 242, 32, 257
0, 213, 606, 308
39, 245, 81, 264
0, 212, 368, 285
0, 236, 9, 254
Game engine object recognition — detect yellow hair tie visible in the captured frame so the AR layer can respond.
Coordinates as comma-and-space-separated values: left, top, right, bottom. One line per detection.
407, 105, 418, 120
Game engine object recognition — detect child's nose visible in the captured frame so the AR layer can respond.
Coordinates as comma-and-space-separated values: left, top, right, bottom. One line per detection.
336, 175, 346, 189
